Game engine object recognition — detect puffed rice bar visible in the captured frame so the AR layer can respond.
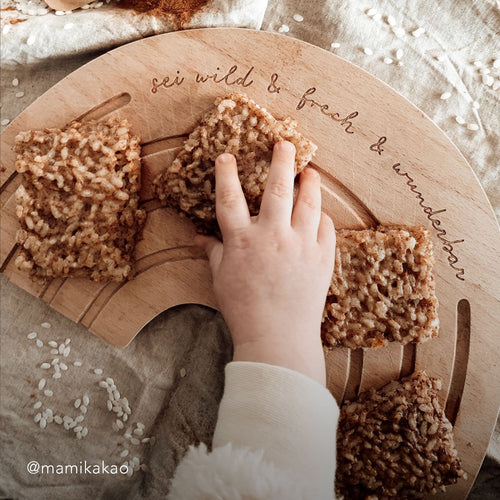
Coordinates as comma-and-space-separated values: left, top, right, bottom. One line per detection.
336, 371, 466, 499
154, 93, 317, 232
14, 117, 146, 281
322, 225, 439, 349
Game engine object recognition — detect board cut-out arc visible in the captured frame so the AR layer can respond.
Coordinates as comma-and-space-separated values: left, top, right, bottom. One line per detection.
1, 29, 499, 499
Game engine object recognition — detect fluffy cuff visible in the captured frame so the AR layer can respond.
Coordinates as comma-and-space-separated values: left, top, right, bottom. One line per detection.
167, 442, 309, 500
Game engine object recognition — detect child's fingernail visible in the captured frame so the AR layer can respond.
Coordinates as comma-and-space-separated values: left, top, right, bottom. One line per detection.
305, 167, 319, 178
275, 141, 295, 153
217, 153, 234, 164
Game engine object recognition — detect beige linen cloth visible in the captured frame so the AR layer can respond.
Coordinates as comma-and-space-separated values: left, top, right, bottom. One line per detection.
1, 1, 499, 499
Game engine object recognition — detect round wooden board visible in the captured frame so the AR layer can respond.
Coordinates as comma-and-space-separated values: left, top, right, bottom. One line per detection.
1, 28, 499, 498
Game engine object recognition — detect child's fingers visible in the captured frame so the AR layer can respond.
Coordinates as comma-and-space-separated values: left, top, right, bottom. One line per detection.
292, 168, 322, 237
318, 211, 336, 251
215, 154, 251, 236
259, 141, 296, 226
194, 234, 223, 274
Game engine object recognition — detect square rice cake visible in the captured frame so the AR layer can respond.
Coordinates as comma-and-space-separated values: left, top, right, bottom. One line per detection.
14, 117, 146, 282
322, 225, 439, 349
154, 92, 317, 232
336, 371, 466, 499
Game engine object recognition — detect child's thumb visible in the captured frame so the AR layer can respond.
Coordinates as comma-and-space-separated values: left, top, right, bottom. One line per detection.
194, 234, 223, 274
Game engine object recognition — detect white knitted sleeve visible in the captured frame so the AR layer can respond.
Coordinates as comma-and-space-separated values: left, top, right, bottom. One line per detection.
168, 361, 339, 500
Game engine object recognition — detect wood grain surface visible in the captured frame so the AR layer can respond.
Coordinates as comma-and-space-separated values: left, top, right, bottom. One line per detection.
1, 28, 499, 498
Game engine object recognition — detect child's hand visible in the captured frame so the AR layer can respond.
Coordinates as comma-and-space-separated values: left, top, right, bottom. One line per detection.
195, 141, 336, 385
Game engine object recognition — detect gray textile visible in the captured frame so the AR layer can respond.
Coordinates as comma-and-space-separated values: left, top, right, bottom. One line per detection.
1, 1, 499, 499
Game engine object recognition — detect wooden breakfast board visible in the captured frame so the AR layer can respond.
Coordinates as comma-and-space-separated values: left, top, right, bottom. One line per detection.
1, 29, 499, 498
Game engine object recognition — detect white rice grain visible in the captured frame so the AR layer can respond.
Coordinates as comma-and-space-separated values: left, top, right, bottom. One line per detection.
82, 427, 88, 437
467, 123, 479, 131
27, 332, 37, 340
386, 15, 396, 26
41, 322, 51, 329
1, 119, 10, 126
74, 399, 81, 409
383, 57, 393, 65
53, 373, 61, 379
15, 92, 24, 98
38, 379, 46, 390
54, 415, 63, 424
44, 389, 53, 397
120, 449, 129, 458
412, 27, 426, 38
73, 361, 83, 367
40, 418, 47, 429
50, 349, 58, 355
278, 24, 289, 33
12, 78, 19, 87
75, 415, 84, 423
94, 368, 103, 375
293, 14, 303, 22
41, 363, 51, 369
440, 92, 451, 100
33, 401, 42, 409
34, 413, 42, 423
366, 8, 377, 17
130, 438, 140, 445
363, 47, 373, 55
60, 363, 68, 371
331, 42, 341, 49
83, 395, 89, 406
36, 339, 43, 348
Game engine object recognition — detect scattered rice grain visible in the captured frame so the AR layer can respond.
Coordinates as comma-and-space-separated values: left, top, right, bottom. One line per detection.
73, 361, 83, 367
53, 372, 61, 379
363, 47, 373, 55
383, 57, 393, 65
130, 438, 140, 445
33, 401, 42, 409
44, 389, 53, 397
74, 398, 81, 409
412, 27, 426, 38
278, 24, 289, 33
48, 340, 58, 348
366, 8, 377, 17
41, 322, 51, 329
41, 362, 51, 369
120, 449, 129, 458
12, 78, 19, 87
38, 378, 46, 390
15, 92, 24, 98
60, 363, 68, 371
82, 427, 88, 437
50, 349, 58, 355
94, 368, 103, 375
331, 42, 341, 49
40, 418, 47, 429
36, 339, 43, 348
54, 415, 63, 424
396, 49, 403, 60
440, 92, 451, 100
293, 14, 303, 22
27, 332, 37, 340
386, 15, 396, 26
34, 413, 42, 423
467, 123, 479, 131
83, 395, 89, 406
